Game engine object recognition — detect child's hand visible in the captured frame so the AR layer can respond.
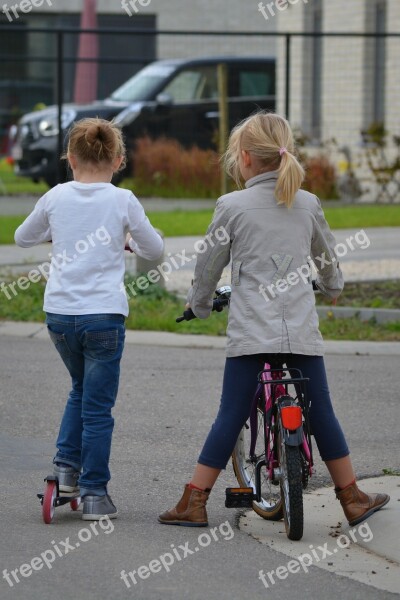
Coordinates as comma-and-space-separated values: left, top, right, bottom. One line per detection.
125, 233, 134, 254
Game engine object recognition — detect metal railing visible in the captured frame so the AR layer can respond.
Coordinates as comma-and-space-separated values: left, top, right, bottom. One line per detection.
1, 26, 400, 186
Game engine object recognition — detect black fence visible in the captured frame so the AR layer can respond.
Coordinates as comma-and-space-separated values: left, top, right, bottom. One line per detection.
1, 26, 399, 195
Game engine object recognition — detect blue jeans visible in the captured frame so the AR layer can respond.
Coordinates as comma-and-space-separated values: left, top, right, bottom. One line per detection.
46, 313, 125, 497
199, 354, 350, 469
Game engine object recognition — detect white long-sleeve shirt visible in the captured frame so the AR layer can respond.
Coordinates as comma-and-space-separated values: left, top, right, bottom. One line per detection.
15, 181, 164, 316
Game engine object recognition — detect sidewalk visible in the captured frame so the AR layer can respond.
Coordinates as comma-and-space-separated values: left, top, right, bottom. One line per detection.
242, 476, 400, 595
0, 195, 217, 215
1, 228, 400, 290
2, 196, 400, 284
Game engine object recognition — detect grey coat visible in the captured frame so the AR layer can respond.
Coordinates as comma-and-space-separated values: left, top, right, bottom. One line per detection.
188, 171, 344, 357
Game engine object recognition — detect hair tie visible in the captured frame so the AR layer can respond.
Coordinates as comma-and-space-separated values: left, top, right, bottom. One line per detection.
279, 147, 287, 157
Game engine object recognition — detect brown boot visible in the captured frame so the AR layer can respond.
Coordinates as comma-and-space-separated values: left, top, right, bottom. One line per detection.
158, 484, 210, 527
335, 481, 390, 526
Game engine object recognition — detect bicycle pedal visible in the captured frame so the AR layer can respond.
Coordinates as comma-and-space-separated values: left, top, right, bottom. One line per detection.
225, 487, 254, 508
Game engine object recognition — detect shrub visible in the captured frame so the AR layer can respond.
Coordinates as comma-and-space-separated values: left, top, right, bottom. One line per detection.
361, 122, 400, 203
129, 136, 222, 198
302, 155, 339, 200
127, 135, 340, 200
293, 129, 340, 200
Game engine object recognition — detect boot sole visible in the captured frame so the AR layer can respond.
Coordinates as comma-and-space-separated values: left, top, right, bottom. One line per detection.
348, 495, 390, 526
158, 518, 208, 527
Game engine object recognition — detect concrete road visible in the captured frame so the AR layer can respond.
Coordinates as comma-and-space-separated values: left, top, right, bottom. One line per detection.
0, 335, 398, 600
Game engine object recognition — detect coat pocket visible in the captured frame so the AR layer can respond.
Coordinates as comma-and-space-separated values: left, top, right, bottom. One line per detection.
231, 261, 242, 286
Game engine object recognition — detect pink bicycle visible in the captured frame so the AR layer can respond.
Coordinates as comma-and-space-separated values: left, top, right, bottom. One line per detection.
230, 356, 313, 540
177, 285, 314, 541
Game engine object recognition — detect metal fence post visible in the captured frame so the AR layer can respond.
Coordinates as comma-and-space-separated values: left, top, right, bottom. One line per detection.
57, 30, 64, 184
285, 33, 291, 121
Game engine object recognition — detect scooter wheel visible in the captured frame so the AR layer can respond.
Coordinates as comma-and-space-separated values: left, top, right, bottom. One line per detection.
42, 481, 57, 524
70, 497, 81, 511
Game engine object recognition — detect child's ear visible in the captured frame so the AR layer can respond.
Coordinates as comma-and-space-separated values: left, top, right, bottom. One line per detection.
68, 153, 77, 170
241, 150, 251, 168
113, 156, 124, 172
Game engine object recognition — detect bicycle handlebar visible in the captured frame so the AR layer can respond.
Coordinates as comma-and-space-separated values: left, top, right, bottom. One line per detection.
176, 297, 229, 323
176, 280, 319, 323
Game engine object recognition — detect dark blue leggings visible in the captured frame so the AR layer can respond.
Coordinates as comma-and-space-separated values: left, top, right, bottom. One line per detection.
198, 354, 349, 469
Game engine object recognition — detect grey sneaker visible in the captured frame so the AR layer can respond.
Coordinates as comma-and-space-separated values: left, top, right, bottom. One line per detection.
82, 494, 118, 521
53, 464, 80, 493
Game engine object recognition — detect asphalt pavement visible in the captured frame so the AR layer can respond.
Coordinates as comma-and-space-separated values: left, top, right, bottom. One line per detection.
0, 328, 399, 600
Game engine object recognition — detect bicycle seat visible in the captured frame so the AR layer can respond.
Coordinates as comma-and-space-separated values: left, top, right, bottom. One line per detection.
265, 355, 286, 370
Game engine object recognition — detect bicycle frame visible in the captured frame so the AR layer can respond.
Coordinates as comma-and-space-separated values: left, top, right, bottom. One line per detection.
251, 361, 313, 502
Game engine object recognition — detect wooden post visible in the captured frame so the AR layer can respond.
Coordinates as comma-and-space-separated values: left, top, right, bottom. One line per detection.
217, 63, 229, 196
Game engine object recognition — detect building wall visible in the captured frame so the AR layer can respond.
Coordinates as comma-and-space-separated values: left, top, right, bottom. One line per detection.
277, 0, 399, 148
385, 1, 400, 136
29, 0, 277, 59
321, 1, 369, 146
275, 1, 311, 132
1, 1, 279, 106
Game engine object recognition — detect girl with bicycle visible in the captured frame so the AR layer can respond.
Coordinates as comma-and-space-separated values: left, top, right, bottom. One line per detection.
159, 111, 389, 528
15, 118, 163, 520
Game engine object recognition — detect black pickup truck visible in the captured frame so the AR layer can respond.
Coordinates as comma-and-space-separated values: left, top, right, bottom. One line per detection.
12, 56, 275, 188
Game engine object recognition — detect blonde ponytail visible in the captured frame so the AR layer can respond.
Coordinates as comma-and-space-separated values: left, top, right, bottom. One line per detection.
275, 149, 305, 208
223, 111, 304, 207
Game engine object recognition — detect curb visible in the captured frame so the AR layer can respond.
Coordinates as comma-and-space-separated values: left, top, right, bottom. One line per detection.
317, 305, 400, 324
1, 321, 400, 355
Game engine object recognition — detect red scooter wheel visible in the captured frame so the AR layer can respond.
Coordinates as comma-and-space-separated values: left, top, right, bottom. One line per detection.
42, 481, 57, 524
70, 497, 81, 511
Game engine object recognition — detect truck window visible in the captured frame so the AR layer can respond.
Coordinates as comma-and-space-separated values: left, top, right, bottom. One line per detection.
163, 67, 218, 102
239, 71, 274, 97
229, 64, 276, 98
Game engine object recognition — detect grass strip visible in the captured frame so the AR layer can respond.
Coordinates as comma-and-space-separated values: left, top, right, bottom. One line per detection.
0, 276, 399, 341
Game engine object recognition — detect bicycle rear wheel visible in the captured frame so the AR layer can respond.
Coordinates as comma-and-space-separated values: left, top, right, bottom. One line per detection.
278, 427, 304, 540
232, 407, 283, 520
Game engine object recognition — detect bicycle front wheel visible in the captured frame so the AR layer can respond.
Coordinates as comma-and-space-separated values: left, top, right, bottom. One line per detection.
232, 407, 283, 520
278, 428, 304, 540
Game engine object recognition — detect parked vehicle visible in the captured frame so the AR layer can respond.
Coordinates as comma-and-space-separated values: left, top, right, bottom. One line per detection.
12, 57, 275, 188
0, 80, 53, 155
